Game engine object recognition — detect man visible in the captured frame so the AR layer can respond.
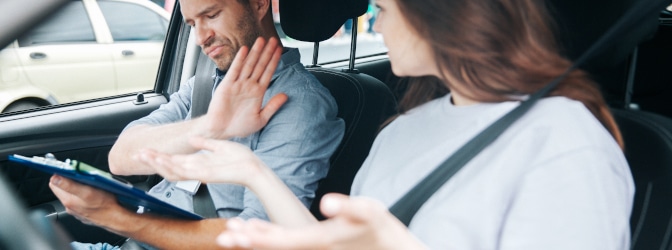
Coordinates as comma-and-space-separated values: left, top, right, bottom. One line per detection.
49, 0, 344, 248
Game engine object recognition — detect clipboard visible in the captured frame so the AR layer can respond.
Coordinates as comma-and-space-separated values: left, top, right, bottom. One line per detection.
9, 154, 203, 220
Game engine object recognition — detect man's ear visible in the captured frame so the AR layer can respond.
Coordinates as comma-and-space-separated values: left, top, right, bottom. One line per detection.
249, 0, 271, 21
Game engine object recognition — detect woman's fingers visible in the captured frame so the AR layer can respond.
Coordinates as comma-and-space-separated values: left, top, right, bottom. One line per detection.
138, 149, 192, 181
321, 194, 389, 224
188, 137, 247, 156
218, 218, 329, 250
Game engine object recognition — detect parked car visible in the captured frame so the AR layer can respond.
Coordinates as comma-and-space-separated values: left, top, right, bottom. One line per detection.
0, 0, 169, 112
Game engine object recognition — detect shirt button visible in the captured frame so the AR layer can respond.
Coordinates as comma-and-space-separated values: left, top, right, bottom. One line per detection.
166, 191, 172, 198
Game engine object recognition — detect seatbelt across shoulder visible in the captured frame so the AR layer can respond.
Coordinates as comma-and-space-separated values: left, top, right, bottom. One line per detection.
191, 53, 216, 118
388, 0, 672, 226
189, 53, 218, 218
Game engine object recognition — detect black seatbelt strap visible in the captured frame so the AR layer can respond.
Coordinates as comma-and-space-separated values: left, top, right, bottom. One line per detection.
193, 184, 218, 218
388, 0, 672, 226
389, 75, 562, 226
190, 52, 218, 218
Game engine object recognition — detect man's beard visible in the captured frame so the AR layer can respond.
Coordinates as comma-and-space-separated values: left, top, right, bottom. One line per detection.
214, 7, 263, 71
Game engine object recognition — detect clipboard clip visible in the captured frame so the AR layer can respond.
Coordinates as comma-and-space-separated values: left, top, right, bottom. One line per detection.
42, 153, 134, 188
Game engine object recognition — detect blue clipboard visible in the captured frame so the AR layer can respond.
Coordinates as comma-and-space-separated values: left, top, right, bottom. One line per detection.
9, 154, 203, 220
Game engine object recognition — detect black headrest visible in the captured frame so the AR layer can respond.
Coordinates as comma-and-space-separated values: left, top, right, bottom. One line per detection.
279, 0, 368, 42
547, 0, 660, 68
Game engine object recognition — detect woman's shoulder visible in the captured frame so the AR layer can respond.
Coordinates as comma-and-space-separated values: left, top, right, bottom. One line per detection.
516, 96, 621, 152
527, 96, 600, 128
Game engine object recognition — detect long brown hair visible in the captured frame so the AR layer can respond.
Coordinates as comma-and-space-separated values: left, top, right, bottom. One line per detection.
391, 0, 624, 149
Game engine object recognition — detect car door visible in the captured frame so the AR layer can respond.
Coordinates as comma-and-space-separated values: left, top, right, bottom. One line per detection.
0, 0, 185, 243
13, 0, 117, 104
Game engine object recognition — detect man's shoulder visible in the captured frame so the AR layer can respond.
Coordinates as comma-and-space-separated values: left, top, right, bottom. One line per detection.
272, 63, 329, 95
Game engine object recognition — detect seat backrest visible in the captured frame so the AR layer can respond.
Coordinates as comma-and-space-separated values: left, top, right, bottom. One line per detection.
612, 109, 672, 249
630, 20, 672, 118
279, 0, 398, 219
547, 0, 659, 107
307, 68, 396, 219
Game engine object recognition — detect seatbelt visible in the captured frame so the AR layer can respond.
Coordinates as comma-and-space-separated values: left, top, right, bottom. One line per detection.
388, 0, 672, 226
193, 184, 218, 218
190, 52, 218, 218
191, 53, 216, 118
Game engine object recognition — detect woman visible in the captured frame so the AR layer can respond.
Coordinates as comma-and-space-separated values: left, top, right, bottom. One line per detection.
140, 0, 634, 248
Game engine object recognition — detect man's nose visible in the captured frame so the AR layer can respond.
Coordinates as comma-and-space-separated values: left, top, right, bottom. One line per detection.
194, 24, 213, 46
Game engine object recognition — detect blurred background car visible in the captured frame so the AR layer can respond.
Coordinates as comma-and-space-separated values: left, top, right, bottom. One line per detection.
0, 0, 169, 112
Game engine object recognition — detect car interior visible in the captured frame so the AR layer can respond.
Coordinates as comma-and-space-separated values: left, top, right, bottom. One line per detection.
1, 0, 672, 249
549, 0, 672, 249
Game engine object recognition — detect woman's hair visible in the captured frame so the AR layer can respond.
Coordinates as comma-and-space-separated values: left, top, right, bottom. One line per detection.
391, 0, 624, 148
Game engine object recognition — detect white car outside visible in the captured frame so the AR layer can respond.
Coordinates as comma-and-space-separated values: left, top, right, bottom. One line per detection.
0, 0, 169, 112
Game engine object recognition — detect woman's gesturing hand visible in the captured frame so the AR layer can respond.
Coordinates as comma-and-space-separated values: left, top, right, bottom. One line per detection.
138, 137, 265, 186
198, 37, 287, 140
215, 194, 429, 250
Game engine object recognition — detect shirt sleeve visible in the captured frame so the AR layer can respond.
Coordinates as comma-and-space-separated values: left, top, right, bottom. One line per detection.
236, 84, 345, 220
498, 147, 634, 250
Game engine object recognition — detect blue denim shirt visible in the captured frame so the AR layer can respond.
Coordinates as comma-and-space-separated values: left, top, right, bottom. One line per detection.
126, 48, 344, 220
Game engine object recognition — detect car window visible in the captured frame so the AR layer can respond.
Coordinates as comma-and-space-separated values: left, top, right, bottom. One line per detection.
17, 2, 95, 47
277, 14, 387, 65
1, 0, 169, 114
98, 1, 168, 41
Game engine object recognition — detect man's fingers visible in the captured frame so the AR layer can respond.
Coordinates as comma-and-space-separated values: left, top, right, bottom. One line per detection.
49, 176, 74, 201
250, 37, 279, 81
259, 46, 283, 86
223, 45, 249, 82
239, 37, 266, 80
49, 175, 105, 208
260, 93, 288, 124
50, 175, 83, 195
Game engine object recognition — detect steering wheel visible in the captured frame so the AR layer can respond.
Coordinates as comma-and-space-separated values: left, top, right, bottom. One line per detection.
0, 172, 72, 250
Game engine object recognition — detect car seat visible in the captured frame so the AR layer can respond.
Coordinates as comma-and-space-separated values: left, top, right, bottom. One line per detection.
548, 0, 672, 248
548, 0, 659, 108
630, 18, 672, 118
279, 0, 398, 219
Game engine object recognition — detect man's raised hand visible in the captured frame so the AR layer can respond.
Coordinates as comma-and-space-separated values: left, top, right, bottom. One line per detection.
198, 37, 287, 140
